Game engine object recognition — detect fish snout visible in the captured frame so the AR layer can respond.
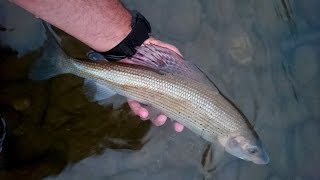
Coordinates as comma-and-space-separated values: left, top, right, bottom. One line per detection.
218, 131, 269, 165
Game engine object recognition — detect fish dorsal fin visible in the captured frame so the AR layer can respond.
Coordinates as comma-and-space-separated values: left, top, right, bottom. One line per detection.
130, 44, 219, 93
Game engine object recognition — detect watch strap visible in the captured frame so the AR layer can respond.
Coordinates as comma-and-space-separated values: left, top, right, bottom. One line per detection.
99, 10, 151, 61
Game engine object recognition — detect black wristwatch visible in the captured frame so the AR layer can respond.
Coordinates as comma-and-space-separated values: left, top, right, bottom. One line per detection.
98, 10, 151, 61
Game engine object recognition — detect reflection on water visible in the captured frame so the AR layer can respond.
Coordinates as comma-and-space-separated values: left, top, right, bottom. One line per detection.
1, 0, 320, 179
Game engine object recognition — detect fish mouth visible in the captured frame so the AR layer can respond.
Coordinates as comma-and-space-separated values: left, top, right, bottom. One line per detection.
253, 149, 270, 165
253, 156, 269, 165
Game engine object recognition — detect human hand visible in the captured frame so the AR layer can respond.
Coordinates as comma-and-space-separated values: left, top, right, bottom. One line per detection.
121, 37, 184, 132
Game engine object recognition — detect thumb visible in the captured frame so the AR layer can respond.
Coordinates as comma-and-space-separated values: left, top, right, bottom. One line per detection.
143, 37, 183, 57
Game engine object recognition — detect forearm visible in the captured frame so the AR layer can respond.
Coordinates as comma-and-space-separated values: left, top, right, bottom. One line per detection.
12, 0, 132, 52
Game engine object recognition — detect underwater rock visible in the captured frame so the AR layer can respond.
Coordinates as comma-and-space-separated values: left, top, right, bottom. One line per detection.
227, 28, 254, 65
217, 23, 269, 67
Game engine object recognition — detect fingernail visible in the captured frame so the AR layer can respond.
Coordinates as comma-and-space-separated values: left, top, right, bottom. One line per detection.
154, 115, 166, 126
174, 122, 184, 132
139, 109, 148, 119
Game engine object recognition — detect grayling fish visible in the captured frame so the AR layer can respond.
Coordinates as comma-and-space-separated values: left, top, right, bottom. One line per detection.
30, 37, 269, 165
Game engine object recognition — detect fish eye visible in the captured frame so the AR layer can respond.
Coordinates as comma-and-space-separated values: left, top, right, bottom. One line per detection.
248, 147, 258, 154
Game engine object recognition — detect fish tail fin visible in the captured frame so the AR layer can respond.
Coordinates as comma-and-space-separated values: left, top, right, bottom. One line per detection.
29, 23, 72, 80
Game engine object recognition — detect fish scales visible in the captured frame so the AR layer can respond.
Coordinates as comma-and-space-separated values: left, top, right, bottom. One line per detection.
29, 42, 269, 164
70, 59, 245, 141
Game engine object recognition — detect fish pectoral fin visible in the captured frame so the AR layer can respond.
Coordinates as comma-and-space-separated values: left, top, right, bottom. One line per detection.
211, 141, 227, 164
83, 79, 126, 109
83, 79, 127, 109
83, 79, 116, 101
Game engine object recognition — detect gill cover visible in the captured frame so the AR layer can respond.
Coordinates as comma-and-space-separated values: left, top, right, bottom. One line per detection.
219, 130, 269, 165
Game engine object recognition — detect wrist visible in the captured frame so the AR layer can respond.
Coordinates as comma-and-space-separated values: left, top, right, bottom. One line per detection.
92, 10, 132, 52
12, 0, 133, 52
98, 10, 151, 61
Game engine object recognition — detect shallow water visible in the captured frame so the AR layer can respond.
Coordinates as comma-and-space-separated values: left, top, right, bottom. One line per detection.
1, 0, 320, 180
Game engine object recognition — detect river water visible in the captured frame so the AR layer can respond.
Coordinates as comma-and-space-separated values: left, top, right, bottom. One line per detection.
0, 0, 319, 180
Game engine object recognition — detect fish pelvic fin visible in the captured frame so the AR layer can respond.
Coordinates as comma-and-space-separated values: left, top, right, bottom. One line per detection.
83, 79, 127, 109
29, 23, 73, 80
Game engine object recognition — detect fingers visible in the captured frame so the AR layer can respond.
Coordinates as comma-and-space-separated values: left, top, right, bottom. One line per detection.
151, 114, 167, 126
144, 37, 183, 57
152, 115, 184, 132
127, 99, 148, 119
173, 122, 184, 132
119, 58, 133, 64
128, 99, 167, 125
127, 99, 184, 132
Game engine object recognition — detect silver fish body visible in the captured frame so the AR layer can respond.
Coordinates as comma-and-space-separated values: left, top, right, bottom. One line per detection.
72, 60, 245, 141
30, 42, 269, 164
